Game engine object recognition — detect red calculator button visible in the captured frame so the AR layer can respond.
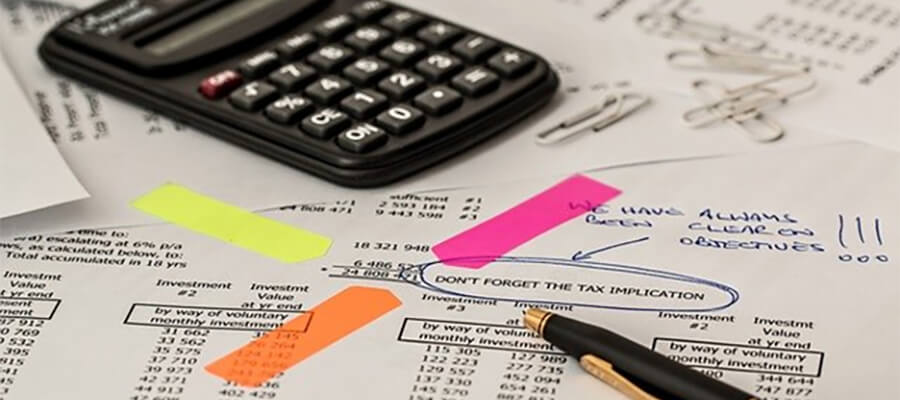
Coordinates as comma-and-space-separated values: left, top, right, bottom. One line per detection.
199, 70, 243, 99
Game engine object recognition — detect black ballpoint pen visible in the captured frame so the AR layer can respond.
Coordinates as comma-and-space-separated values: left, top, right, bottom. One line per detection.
523, 308, 758, 400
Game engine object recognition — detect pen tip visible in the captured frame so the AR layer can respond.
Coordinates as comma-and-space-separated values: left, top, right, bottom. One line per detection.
523, 308, 550, 335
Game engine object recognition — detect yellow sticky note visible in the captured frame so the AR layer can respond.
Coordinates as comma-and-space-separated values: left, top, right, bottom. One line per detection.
132, 184, 331, 263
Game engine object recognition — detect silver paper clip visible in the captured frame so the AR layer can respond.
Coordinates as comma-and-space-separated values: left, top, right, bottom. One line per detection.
682, 71, 817, 128
535, 92, 651, 145
691, 79, 784, 142
635, 10, 767, 53
667, 44, 810, 75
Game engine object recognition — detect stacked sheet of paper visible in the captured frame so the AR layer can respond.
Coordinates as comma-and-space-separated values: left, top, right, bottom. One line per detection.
0, 144, 896, 398
0, 45, 87, 219
0, 0, 897, 399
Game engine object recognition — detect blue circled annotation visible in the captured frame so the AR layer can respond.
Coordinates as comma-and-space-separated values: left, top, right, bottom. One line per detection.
402, 256, 740, 313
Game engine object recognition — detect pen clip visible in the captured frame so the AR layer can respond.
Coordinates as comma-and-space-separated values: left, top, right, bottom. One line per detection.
579, 354, 660, 400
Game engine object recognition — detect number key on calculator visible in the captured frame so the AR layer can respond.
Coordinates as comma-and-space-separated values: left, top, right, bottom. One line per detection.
40, 0, 559, 186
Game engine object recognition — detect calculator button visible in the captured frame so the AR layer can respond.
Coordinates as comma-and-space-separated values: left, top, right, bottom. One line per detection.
315, 14, 356, 39
380, 10, 426, 34
305, 76, 353, 105
268, 63, 317, 92
229, 82, 279, 111
276, 33, 317, 60
451, 67, 500, 97
451, 35, 499, 63
301, 108, 351, 139
338, 123, 389, 153
199, 70, 243, 99
238, 51, 280, 79
344, 26, 392, 53
342, 57, 391, 86
351, 1, 391, 21
414, 86, 463, 116
265, 95, 314, 124
488, 49, 536, 78
376, 104, 425, 135
377, 71, 427, 100
308, 45, 355, 72
414, 53, 463, 81
417, 23, 463, 47
340, 89, 388, 119
379, 39, 427, 67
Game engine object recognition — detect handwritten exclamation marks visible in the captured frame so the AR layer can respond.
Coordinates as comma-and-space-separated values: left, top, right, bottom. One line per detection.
836, 214, 889, 264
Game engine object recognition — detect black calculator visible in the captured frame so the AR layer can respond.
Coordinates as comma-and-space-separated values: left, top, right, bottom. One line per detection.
39, 0, 559, 186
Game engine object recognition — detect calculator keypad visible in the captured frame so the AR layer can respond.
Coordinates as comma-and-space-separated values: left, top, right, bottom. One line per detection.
351, 1, 391, 21
343, 57, 390, 85
489, 49, 536, 78
276, 33, 317, 60
229, 82, 279, 111
338, 123, 389, 153
452, 66, 500, 97
302, 108, 351, 138
379, 39, 427, 66
414, 86, 463, 115
307, 45, 355, 72
265, 95, 314, 124
199, 1, 552, 161
340, 89, 388, 119
305, 76, 354, 105
345, 26, 393, 53
239, 51, 281, 79
376, 104, 425, 134
452, 35, 499, 62
415, 53, 463, 81
417, 23, 463, 48
378, 71, 426, 100
200, 70, 243, 99
268, 63, 317, 92
315, 14, 356, 39
381, 10, 427, 34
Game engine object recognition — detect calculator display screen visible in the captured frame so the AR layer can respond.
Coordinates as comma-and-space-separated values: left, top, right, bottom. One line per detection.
144, 0, 284, 56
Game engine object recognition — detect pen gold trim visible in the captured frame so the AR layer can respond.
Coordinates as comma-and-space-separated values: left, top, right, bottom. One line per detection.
524, 309, 760, 400
579, 354, 659, 400
522, 308, 551, 333
525, 309, 658, 400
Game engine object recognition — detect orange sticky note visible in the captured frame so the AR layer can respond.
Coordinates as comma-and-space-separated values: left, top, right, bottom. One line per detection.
205, 286, 401, 387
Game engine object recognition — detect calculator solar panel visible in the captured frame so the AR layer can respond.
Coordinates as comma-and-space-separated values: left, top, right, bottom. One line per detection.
39, 0, 559, 186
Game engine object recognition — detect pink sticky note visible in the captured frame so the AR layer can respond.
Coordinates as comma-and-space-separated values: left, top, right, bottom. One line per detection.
433, 175, 621, 268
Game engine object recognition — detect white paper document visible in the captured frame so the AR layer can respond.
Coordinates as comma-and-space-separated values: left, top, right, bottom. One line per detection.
0, 143, 895, 399
472, 0, 900, 150
0, 51, 87, 219
0, 0, 842, 239
635, 0, 900, 151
